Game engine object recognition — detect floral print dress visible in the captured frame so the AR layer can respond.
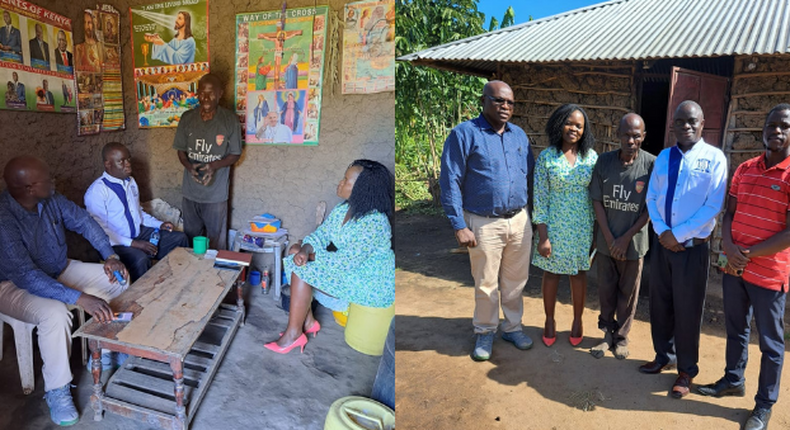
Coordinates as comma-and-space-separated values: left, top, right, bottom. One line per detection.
283, 202, 395, 309
532, 146, 598, 275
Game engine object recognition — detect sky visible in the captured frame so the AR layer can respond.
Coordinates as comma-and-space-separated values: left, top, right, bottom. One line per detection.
477, 0, 605, 28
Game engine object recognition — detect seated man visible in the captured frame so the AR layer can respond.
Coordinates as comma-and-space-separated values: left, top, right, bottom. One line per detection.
0, 156, 129, 426
85, 142, 188, 282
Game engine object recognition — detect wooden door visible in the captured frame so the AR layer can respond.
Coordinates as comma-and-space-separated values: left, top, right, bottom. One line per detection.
663, 67, 729, 148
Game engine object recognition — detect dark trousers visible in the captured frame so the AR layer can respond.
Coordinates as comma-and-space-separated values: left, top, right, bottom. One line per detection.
182, 198, 228, 250
597, 254, 643, 346
113, 225, 189, 282
649, 237, 709, 377
722, 274, 786, 409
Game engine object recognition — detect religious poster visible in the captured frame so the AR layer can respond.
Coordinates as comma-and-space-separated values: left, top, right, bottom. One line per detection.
130, 0, 209, 128
235, 6, 328, 146
0, 1, 77, 113
342, 0, 394, 94
75, 5, 126, 135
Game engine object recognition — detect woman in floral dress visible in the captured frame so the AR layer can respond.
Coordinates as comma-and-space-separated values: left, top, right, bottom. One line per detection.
533, 104, 598, 347
265, 159, 394, 354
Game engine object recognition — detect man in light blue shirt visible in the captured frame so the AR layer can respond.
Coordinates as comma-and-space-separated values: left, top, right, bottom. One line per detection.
440, 80, 535, 361
640, 100, 728, 399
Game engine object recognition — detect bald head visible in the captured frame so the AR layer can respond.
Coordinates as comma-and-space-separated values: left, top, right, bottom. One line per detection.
101, 142, 127, 162
618, 113, 645, 134
4, 156, 53, 205
482, 80, 512, 97
675, 100, 703, 119
673, 100, 705, 146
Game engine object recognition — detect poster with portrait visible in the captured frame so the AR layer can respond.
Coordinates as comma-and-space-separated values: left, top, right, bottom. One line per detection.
0, 1, 77, 113
130, 0, 209, 128
75, 4, 126, 135
235, 6, 328, 146
342, 0, 394, 94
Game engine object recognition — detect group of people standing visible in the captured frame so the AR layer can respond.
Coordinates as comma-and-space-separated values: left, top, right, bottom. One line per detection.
440, 80, 789, 430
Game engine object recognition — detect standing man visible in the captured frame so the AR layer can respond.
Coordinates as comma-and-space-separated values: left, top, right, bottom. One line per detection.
42, 79, 54, 105
642, 100, 728, 398
174, 74, 242, 250
85, 142, 189, 282
696, 104, 790, 430
440, 80, 535, 361
589, 113, 656, 360
12, 71, 25, 103
0, 156, 129, 426
0, 10, 22, 58
28, 23, 50, 66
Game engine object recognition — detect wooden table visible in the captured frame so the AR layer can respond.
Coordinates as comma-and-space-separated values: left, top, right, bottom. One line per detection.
74, 248, 245, 430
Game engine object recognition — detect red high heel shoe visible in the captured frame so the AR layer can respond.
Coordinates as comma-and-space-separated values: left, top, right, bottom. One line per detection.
542, 335, 556, 347
569, 323, 583, 346
304, 321, 321, 338
264, 333, 308, 354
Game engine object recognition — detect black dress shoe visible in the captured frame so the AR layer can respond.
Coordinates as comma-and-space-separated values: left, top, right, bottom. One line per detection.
638, 360, 676, 374
671, 372, 692, 398
744, 407, 771, 430
697, 377, 746, 397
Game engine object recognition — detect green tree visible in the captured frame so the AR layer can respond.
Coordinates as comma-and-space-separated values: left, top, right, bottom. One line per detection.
489, 6, 516, 31
395, 0, 488, 208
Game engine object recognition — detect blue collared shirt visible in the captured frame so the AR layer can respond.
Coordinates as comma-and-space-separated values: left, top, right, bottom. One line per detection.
0, 191, 115, 304
646, 139, 728, 243
440, 115, 534, 231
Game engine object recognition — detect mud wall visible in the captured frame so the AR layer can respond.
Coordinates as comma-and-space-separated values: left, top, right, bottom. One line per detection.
0, 0, 393, 259
499, 61, 637, 155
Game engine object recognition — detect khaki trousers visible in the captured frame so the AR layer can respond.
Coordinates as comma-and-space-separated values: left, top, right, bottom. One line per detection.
465, 209, 532, 334
0, 260, 127, 391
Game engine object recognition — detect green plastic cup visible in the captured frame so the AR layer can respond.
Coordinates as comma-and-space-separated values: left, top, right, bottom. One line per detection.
193, 236, 208, 255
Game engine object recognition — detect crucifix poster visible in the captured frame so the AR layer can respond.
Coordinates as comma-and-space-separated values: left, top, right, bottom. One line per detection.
130, 0, 209, 128
235, 6, 328, 146
0, 1, 77, 113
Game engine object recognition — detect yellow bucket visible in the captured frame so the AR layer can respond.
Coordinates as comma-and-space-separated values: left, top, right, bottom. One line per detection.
344, 303, 394, 356
324, 396, 394, 430
333, 309, 348, 327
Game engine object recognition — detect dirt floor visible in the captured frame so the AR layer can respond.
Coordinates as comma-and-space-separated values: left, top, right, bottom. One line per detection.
394, 213, 790, 430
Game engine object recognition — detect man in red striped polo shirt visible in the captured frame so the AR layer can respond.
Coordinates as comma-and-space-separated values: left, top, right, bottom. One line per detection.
697, 104, 790, 430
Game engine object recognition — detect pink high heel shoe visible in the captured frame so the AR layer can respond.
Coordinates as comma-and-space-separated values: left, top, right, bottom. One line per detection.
264, 333, 308, 354
304, 321, 321, 338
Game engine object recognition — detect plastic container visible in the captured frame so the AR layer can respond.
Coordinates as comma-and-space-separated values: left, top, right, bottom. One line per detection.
249, 270, 261, 286
333, 309, 348, 327
150, 228, 160, 246
344, 303, 394, 356
324, 396, 394, 430
193, 236, 208, 254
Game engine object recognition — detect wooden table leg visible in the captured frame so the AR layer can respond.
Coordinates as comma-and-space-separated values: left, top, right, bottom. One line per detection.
88, 339, 103, 421
170, 358, 187, 430
236, 269, 246, 326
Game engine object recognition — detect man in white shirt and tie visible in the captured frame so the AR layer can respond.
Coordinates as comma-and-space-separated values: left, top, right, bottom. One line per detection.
641, 100, 728, 399
54, 29, 72, 70
85, 142, 189, 282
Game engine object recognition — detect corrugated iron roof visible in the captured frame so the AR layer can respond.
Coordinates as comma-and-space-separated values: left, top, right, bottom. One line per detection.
399, 0, 790, 74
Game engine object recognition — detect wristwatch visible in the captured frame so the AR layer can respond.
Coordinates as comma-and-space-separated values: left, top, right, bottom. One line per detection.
107, 254, 120, 261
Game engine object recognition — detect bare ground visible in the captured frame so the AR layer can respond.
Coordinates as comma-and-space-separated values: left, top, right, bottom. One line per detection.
394, 213, 790, 430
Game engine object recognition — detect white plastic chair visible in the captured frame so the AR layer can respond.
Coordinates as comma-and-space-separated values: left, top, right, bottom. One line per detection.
0, 305, 88, 395
0, 312, 35, 394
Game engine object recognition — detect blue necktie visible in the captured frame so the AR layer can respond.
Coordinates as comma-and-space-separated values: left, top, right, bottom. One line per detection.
102, 178, 137, 238
664, 146, 683, 228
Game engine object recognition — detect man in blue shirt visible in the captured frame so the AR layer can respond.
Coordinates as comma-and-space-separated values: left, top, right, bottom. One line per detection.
0, 156, 129, 426
440, 80, 535, 361
642, 101, 728, 399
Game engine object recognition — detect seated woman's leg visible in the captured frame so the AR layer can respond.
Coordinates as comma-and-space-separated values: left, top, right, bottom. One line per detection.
276, 272, 315, 347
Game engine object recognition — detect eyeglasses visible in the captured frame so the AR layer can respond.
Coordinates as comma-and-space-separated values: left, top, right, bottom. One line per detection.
484, 95, 515, 107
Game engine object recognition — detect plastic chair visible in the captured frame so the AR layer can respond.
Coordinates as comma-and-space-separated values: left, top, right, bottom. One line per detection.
0, 312, 35, 394
0, 306, 88, 395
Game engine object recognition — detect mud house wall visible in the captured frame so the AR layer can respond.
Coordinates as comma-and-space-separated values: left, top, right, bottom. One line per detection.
0, 0, 393, 259
499, 61, 637, 156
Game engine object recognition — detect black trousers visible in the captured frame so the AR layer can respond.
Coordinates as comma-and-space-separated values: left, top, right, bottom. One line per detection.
723, 274, 786, 409
113, 225, 189, 282
649, 235, 709, 377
